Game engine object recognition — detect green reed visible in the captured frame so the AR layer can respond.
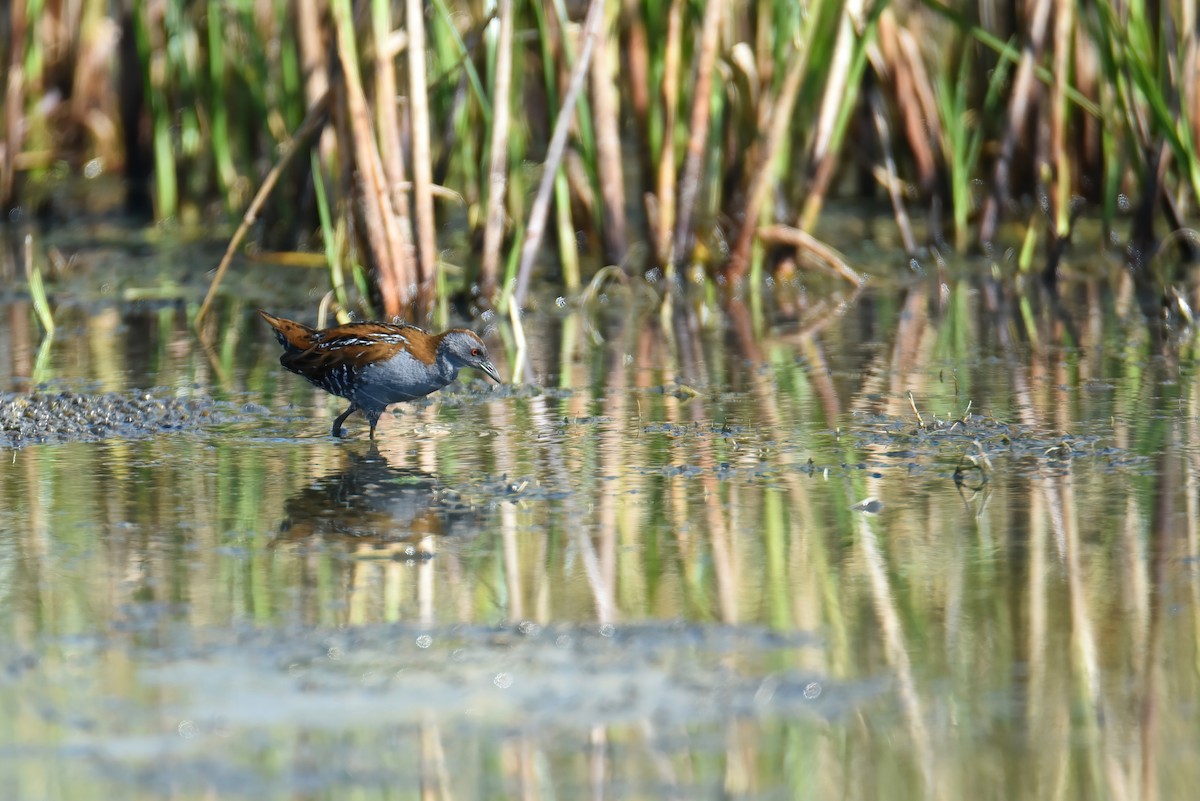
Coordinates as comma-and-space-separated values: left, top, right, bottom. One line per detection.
936, 43, 1010, 252
206, 0, 236, 203
23, 235, 54, 337
311, 150, 347, 315
1093, 1, 1200, 216
2, 0, 1200, 315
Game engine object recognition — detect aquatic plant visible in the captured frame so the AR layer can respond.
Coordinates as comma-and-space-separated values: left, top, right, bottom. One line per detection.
1, 0, 1197, 319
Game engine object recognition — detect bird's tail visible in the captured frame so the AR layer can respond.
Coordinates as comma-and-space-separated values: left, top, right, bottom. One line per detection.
258, 310, 318, 352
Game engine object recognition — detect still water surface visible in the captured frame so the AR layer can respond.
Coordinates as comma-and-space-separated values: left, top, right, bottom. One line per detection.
1, 260, 1198, 800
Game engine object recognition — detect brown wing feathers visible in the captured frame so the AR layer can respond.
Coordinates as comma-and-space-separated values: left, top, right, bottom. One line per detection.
259, 311, 440, 396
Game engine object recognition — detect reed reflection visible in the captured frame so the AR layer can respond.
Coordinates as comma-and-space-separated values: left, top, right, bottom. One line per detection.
3, 273, 1200, 800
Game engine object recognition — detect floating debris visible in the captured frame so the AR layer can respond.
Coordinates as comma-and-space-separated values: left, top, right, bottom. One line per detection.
0, 390, 232, 447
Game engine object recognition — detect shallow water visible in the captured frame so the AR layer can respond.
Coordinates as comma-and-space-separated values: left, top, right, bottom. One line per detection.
2, 250, 1200, 800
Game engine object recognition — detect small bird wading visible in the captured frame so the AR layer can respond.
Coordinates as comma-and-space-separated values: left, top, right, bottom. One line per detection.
259, 310, 501, 438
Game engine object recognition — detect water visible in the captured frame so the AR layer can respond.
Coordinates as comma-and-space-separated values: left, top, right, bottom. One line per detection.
2, 254, 1199, 800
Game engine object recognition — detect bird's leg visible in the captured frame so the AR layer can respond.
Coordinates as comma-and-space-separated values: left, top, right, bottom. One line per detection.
332, 403, 358, 438
364, 408, 383, 439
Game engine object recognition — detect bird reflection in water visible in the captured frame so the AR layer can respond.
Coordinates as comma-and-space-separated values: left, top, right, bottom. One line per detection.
274, 444, 480, 558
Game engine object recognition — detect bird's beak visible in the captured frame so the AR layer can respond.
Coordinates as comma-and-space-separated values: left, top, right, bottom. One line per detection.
477, 360, 502, 383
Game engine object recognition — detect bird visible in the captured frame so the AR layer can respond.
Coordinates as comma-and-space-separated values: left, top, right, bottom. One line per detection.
259, 310, 501, 438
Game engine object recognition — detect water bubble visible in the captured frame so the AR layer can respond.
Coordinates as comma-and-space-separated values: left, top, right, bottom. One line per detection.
599, 624, 616, 638
803, 681, 822, 699
83, 158, 104, 179
327, 646, 343, 660
415, 634, 433, 649
177, 720, 198, 739
851, 497, 884, 514
555, 296, 567, 308
493, 672, 514, 689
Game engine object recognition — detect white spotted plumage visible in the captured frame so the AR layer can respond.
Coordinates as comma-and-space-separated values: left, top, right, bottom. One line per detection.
316, 331, 411, 349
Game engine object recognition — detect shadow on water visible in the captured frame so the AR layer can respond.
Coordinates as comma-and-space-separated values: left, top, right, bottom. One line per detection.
2, 246, 1200, 799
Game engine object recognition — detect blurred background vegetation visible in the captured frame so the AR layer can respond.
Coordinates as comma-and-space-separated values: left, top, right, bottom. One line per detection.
1, 0, 1197, 322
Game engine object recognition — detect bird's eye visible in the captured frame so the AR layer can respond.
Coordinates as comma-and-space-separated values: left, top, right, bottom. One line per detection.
471, 348, 481, 357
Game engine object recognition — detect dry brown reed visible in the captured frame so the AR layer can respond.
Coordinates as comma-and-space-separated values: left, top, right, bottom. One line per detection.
670, 0, 725, 270
652, 0, 684, 266
373, 0, 416, 290
978, 0, 1052, 245
2, 0, 28, 209
404, 0, 437, 302
590, 1, 627, 264
725, 13, 817, 281
480, 0, 515, 298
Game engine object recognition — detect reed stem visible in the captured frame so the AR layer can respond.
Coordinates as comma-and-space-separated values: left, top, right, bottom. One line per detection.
671, 0, 725, 269
374, 0, 414, 255
653, 0, 683, 266
406, 0, 438, 304
513, 0, 607, 308
480, 0, 515, 299
590, 0, 626, 263
331, 0, 409, 315
2, 0, 28, 209
725, 6, 821, 281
